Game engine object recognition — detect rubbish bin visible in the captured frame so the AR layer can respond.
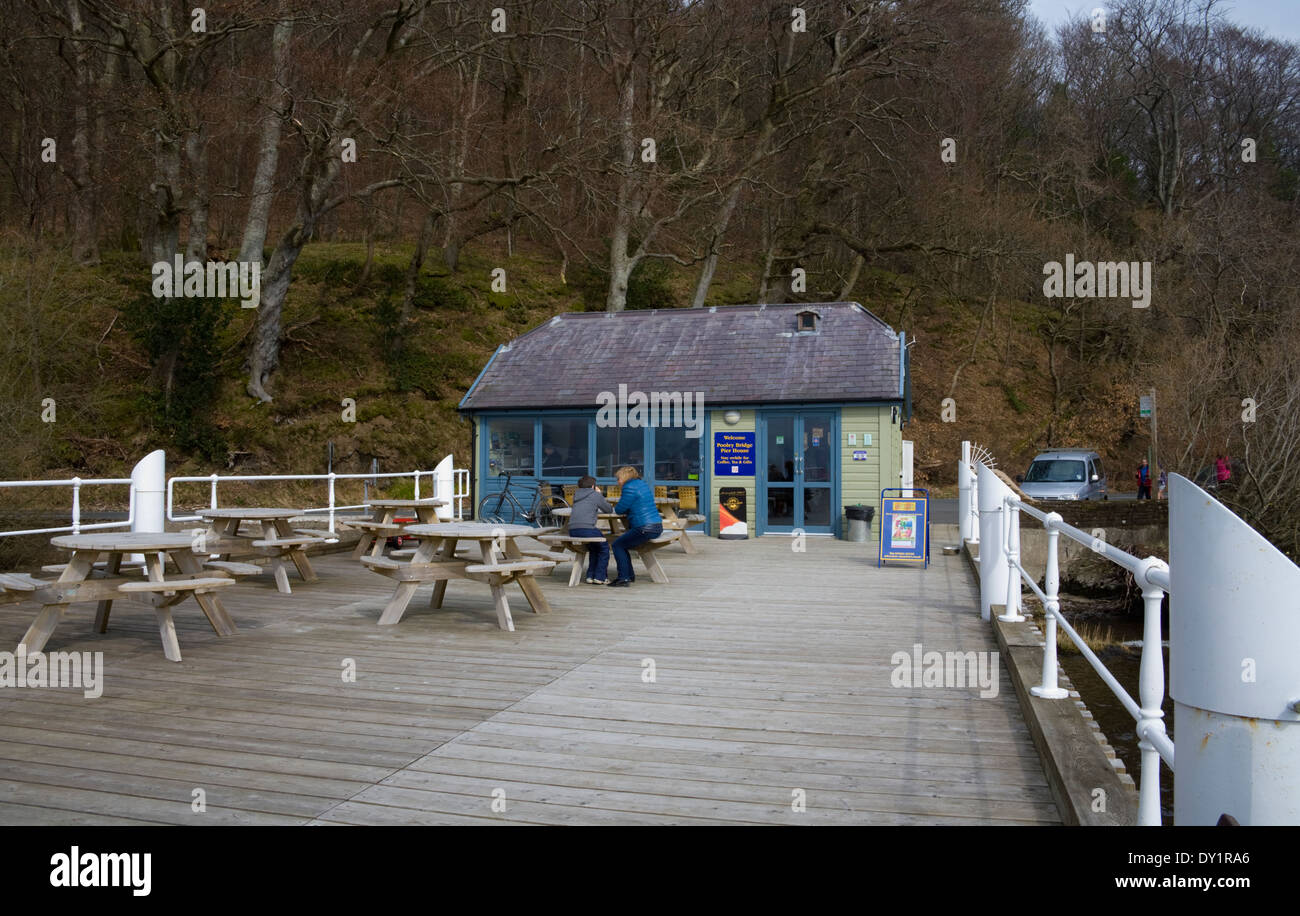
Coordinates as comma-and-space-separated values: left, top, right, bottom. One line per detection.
845, 505, 875, 542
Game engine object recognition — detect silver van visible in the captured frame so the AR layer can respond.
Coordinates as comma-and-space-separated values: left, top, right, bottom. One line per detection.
1016, 449, 1108, 501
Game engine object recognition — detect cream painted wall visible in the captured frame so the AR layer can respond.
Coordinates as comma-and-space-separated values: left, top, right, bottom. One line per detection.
838, 405, 900, 536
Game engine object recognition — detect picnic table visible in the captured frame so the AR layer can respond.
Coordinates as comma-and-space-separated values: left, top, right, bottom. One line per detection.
359, 522, 555, 631
197, 508, 327, 594
346, 498, 446, 560
656, 496, 703, 554
546, 507, 678, 584
2, 532, 238, 662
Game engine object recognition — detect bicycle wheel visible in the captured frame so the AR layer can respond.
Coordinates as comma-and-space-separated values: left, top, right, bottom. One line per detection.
533, 494, 569, 529
478, 492, 518, 525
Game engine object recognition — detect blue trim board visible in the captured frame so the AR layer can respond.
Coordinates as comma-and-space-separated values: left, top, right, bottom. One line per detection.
458, 345, 503, 411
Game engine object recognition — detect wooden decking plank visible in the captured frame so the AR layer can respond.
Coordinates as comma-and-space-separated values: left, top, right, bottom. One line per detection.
458, 720, 1055, 777
385, 756, 1059, 822
0, 758, 339, 820
423, 739, 1056, 799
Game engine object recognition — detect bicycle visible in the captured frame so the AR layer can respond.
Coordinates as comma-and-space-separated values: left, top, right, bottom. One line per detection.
477, 473, 568, 527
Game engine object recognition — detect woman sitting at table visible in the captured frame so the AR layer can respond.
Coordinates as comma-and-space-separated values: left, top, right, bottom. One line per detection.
608, 465, 663, 588
569, 476, 613, 584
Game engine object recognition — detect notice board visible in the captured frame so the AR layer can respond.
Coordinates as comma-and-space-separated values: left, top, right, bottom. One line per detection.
878, 488, 930, 568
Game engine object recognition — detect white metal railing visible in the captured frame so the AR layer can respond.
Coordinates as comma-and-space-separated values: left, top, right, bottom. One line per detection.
962, 452, 1173, 826
0, 478, 136, 538
453, 467, 470, 518
1004, 493, 1173, 827
166, 467, 458, 532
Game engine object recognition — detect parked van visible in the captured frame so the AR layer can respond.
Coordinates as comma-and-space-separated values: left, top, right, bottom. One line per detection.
1016, 449, 1108, 501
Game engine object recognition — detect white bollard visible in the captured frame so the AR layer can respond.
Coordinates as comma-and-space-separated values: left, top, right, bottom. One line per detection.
130, 449, 166, 534
1170, 474, 1300, 825
129, 449, 166, 565
958, 441, 972, 544
433, 455, 455, 521
977, 462, 1012, 621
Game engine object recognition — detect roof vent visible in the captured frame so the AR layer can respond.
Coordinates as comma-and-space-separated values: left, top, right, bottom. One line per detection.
796, 309, 820, 333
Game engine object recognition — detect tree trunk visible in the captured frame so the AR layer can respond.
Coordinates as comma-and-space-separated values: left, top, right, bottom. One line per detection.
605, 72, 637, 313
185, 125, 210, 262
756, 213, 777, 304
246, 223, 307, 402
690, 181, 742, 308
443, 54, 482, 273
238, 17, 294, 266
65, 0, 98, 264
246, 146, 345, 401
148, 132, 182, 264
838, 254, 864, 301
402, 210, 437, 320
93, 28, 122, 254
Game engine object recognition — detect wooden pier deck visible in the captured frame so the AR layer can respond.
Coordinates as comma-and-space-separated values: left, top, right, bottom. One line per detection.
0, 531, 1059, 825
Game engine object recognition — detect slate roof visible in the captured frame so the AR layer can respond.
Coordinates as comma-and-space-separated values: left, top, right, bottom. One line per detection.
459, 302, 905, 411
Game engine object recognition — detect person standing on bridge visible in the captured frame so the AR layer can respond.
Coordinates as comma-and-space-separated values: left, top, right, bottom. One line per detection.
1135, 459, 1152, 499
1157, 465, 1168, 500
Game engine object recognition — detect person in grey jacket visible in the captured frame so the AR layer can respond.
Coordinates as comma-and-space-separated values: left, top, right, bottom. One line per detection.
568, 476, 613, 584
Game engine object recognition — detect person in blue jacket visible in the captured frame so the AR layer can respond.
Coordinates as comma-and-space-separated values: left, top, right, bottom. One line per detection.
608, 466, 663, 587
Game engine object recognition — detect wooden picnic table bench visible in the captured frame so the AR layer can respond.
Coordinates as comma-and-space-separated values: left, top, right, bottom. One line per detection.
345, 498, 446, 559
549, 508, 679, 583
536, 533, 611, 586
360, 522, 554, 632
656, 496, 703, 554
197, 508, 327, 594
3, 532, 242, 662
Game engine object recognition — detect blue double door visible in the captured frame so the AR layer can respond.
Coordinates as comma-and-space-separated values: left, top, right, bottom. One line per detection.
761, 410, 837, 534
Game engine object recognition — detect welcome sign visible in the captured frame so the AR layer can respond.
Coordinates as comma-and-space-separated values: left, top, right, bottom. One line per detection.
714, 432, 755, 476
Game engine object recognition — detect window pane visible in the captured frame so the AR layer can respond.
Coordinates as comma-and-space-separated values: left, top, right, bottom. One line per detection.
541, 419, 589, 478
653, 427, 699, 481
595, 427, 643, 478
487, 418, 534, 476
767, 417, 794, 482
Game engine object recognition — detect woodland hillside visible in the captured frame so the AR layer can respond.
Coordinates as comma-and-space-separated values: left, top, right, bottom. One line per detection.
1, 0, 1298, 555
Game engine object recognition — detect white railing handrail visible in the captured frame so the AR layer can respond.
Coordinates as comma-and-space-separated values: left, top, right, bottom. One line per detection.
966, 449, 1172, 826
0, 477, 136, 538
167, 463, 469, 531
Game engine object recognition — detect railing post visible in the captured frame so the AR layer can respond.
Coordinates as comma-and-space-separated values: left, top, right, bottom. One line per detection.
71, 478, 82, 535
1032, 513, 1069, 699
413, 469, 420, 500
1136, 556, 1170, 826
958, 441, 972, 543
328, 472, 337, 534
209, 473, 219, 509
1000, 498, 1025, 622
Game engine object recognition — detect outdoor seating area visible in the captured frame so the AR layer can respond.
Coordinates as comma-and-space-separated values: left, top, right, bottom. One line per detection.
0, 525, 1057, 825
0, 485, 701, 660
